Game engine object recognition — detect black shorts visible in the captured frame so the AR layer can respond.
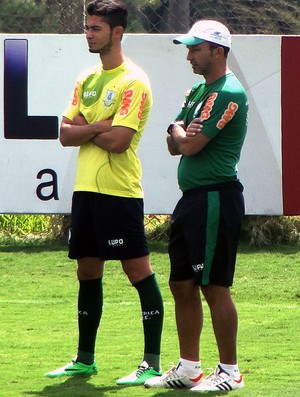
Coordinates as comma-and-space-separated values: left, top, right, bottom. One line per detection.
68, 191, 149, 261
169, 181, 245, 287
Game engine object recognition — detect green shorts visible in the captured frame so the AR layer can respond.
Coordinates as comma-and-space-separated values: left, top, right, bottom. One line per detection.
169, 181, 245, 287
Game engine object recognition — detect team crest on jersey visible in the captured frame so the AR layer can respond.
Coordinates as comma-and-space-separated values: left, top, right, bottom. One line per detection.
104, 90, 116, 107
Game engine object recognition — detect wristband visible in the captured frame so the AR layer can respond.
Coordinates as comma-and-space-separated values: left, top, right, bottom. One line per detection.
167, 123, 177, 136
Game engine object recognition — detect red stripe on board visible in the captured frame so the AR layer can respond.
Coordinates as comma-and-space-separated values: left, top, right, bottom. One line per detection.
281, 36, 300, 215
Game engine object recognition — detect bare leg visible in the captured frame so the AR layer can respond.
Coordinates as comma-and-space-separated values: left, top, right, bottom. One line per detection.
170, 279, 203, 361
202, 285, 238, 364
121, 255, 153, 283
77, 257, 104, 280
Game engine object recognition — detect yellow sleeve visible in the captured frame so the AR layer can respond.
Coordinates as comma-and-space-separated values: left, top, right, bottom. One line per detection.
112, 80, 152, 131
63, 80, 83, 121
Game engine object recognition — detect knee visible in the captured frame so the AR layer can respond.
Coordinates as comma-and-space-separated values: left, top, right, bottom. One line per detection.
122, 257, 153, 284
169, 280, 199, 303
77, 258, 103, 280
201, 285, 232, 308
77, 267, 99, 280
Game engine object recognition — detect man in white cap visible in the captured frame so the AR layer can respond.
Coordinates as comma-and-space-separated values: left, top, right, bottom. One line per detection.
145, 20, 248, 392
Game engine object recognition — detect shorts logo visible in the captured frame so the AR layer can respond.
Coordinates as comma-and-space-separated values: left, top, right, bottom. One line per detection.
192, 263, 204, 272
104, 90, 116, 107
108, 239, 124, 247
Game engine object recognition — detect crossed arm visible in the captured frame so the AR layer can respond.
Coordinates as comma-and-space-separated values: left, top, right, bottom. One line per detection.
60, 114, 135, 153
167, 118, 211, 156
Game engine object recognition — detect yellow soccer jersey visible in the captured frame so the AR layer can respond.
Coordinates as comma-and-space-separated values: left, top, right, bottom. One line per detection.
64, 58, 153, 198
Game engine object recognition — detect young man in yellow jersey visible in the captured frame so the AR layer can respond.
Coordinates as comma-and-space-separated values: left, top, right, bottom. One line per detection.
44, 0, 164, 386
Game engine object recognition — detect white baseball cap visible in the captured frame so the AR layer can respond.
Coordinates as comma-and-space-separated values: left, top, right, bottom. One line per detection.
173, 20, 231, 49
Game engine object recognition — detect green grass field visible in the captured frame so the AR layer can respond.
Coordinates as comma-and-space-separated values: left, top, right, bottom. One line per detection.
0, 240, 299, 397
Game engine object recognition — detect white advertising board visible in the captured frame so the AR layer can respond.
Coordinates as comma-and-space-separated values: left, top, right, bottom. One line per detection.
0, 34, 298, 215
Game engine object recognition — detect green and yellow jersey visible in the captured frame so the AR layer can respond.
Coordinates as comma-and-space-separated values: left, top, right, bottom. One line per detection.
64, 58, 152, 198
175, 72, 248, 191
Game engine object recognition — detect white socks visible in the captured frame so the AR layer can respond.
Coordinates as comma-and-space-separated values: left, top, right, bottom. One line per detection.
219, 363, 241, 380
176, 358, 241, 380
177, 358, 202, 377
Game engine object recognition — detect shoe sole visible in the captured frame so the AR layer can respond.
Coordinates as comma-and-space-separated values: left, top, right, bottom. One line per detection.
44, 369, 97, 378
116, 373, 162, 386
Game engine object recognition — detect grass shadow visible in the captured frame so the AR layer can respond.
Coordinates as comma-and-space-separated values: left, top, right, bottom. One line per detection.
24, 377, 234, 397
24, 376, 127, 397
238, 241, 300, 255
150, 391, 231, 397
0, 237, 169, 254
0, 240, 67, 253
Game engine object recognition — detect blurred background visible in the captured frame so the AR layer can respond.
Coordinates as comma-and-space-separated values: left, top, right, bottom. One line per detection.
1, 0, 299, 35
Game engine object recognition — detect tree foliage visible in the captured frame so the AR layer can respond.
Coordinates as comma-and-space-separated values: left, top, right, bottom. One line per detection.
1, 0, 299, 34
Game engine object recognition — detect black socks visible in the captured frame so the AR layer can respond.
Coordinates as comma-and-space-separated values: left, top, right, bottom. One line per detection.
77, 278, 103, 364
134, 273, 164, 371
76, 273, 164, 371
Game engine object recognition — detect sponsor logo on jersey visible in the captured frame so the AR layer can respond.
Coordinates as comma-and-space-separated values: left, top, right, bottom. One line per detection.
200, 93, 218, 121
187, 100, 196, 109
83, 90, 97, 99
138, 92, 147, 120
217, 102, 239, 129
71, 82, 79, 106
120, 89, 134, 115
104, 89, 116, 107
